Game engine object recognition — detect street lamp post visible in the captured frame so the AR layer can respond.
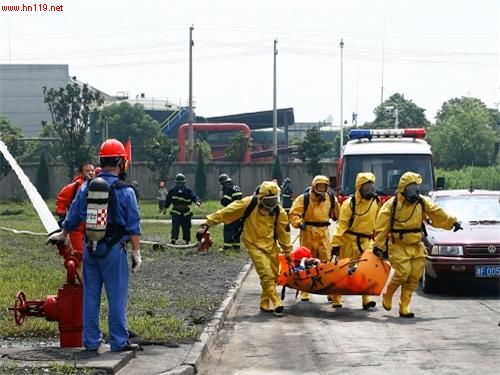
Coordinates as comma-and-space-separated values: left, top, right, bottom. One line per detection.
273, 39, 278, 158
188, 25, 194, 161
340, 38, 344, 157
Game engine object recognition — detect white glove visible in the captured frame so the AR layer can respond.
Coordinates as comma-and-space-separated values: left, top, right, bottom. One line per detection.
47, 230, 67, 245
131, 250, 142, 273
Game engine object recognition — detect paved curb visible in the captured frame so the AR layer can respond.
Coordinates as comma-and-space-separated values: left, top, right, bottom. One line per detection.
159, 263, 253, 375
0, 346, 135, 374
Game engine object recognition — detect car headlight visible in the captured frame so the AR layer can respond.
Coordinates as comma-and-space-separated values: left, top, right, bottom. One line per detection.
430, 245, 463, 256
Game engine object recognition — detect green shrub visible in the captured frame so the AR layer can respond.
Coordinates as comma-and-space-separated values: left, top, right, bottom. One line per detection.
435, 166, 500, 190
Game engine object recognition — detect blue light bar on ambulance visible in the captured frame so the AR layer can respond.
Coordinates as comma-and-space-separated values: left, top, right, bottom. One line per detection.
348, 128, 426, 140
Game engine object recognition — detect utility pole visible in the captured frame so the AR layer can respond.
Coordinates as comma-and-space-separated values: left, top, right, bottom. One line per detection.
188, 25, 194, 161
340, 38, 344, 157
273, 39, 278, 158
394, 107, 399, 129
380, 18, 386, 105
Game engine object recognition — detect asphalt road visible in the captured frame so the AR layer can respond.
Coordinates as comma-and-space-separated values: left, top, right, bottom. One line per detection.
198, 234, 500, 375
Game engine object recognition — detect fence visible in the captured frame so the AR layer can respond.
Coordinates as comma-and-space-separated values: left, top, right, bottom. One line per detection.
0, 161, 338, 201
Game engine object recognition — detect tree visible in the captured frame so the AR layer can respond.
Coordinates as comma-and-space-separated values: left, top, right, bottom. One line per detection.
272, 157, 283, 184
428, 97, 497, 169
224, 132, 250, 162
144, 134, 178, 181
225, 132, 250, 183
194, 150, 207, 199
0, 116, 25, 180
96, 102, 160, 161
20, 122, 60, 163
366, 93, 430, 129
297, 127, 331, 176
197, 140, 212, 164
43, 78, 104, 179
36, 152, 50, 199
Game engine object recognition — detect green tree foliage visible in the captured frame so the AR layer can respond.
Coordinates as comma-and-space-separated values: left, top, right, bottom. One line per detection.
224, 132, 250, 162
0, 116, 25, 179
194, 150, 207, 199
197, 140, 212, 164
43, 79, 104, 179
144, 134, 178, 181
35, 152, 50, 199
435, 166, 500, 190
20, 123, 60, 163
272, 157, 283, 184
96, 102, 160, 161
366, 93, 430, 129
297, 127, 331, 176
428, 97, 497, 169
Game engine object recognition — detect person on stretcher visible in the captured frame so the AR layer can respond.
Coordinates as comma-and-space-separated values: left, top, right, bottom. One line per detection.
290, 246, 320, 271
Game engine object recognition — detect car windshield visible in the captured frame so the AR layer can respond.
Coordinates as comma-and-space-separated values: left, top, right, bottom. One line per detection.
341, 154, 434, 195
434, 195, 500, 223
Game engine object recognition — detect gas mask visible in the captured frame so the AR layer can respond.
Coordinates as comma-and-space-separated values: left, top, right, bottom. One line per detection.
402, 183, 420, 203
359, 182, 376, 200
261, 195, 279, 211
314, 183, 328, 201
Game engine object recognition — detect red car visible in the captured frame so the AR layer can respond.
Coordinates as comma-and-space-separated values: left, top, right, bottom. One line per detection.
422, 189, 500, 293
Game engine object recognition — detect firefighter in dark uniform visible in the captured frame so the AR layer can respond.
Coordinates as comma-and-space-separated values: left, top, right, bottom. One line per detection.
218, 173, 243, 250
280, 177, 294, 215
166, 173, 201, 244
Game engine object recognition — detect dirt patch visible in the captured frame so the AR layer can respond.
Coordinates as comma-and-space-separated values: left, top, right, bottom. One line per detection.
128, 242, 249, 344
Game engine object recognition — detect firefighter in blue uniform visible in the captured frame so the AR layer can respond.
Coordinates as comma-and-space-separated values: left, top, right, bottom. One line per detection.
218, 173, 243, 250
48, 139, 141, 352
166, 173, 201, 244
280, 177, 294, 215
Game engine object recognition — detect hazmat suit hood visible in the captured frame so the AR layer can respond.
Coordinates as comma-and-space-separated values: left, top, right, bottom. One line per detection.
355, 172, 376, 202
312, 175, 330, 197
396, 172, 423, 203
258, 181, 281, 210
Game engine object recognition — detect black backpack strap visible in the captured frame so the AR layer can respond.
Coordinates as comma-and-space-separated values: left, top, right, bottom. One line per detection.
303, 191, 310, 217
348, 196, 356, 228
101, 179, 130, 250
241, 194, 258, 224
231, 195, 258, 242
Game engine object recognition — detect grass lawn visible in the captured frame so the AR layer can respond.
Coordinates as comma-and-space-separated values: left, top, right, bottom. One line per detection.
0, 199, 248, 344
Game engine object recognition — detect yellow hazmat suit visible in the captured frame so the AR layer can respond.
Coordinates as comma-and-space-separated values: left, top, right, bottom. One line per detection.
330, 172, 381, 309
289, 175, 340, 301
374, 172, 457, 318
205, 181, 292, 314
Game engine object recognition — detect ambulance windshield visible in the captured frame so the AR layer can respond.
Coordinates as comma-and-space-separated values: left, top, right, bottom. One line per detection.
340, 154, 434, 196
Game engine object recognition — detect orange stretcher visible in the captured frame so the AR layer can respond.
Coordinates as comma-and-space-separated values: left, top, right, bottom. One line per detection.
277, 251, 392, 296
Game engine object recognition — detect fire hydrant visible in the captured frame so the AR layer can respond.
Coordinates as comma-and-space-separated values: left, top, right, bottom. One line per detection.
9, 242, 83, 348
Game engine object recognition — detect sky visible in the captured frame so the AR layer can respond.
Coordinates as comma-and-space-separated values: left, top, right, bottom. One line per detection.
0, 0, 498, 125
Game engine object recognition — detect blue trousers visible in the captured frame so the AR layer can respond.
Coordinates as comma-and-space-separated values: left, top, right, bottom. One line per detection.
83, 242, 129, 351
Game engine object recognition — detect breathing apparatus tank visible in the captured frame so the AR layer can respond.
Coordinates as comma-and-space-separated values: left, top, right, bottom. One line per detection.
85, 177, 110, 248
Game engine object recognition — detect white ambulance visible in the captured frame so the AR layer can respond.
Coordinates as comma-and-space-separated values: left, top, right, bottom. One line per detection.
333, 128, 442, 203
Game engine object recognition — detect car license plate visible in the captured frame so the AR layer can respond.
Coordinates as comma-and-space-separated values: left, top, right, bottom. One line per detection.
475, 265, 500, 278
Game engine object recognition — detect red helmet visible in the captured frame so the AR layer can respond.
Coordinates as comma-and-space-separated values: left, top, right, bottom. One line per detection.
99, 139, 126, 158
291, 246, 312, 262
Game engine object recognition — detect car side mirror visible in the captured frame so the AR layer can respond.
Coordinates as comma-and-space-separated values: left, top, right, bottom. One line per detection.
436, 177, 445, 190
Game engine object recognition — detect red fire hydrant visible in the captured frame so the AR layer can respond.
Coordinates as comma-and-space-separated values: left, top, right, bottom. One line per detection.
9, 242, 83, 348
